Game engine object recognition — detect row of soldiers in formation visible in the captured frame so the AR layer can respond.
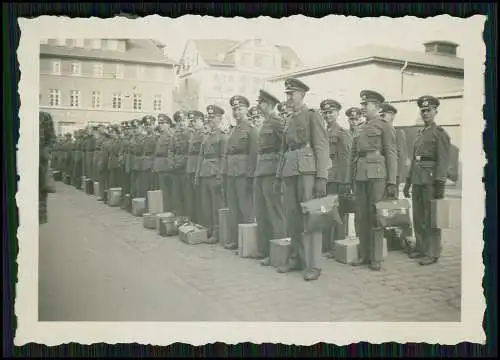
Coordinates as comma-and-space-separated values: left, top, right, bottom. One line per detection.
51, 77, 451, 281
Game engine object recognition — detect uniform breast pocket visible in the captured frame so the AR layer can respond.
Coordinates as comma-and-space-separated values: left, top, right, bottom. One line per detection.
365, 128, 381, 147
294, 121, 308, 142
260, 128, 274, 146
366, 158, 386, 179
298, 148, 316, 173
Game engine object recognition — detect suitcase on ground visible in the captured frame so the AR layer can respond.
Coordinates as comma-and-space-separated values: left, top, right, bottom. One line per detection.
107, 187, 122, 207
53, 171, 62, 182
339, 193, 357, 214
132, 197, 146, 217
85, 178, 94, 195
218, 208, 231, 247
430, 199, 461, 229
146, 190, 164, 215
143, 213, 157, 229
300, 195, 342, 234
122, 194, 132, 212
375, 199, 411, 228
238, 223, 259, 258
269, 238, 291, 268
157, 212, 178, 236
334, 238, 360, 264
93, 182, 100, 198
179, 223, 208, 245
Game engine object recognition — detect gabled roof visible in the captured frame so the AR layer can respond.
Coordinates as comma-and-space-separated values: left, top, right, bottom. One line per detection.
40, 39, 175, 66
270, 43, 464, 80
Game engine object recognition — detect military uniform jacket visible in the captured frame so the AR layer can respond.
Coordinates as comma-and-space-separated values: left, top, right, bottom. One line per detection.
97, 137, 111, 172
141, 133, 157, 171
407, 123, 450, 185
120, 136, 132, 172
195, 128, 228, 179
351, 117, 398, 184
186, 129, 205, 174
327, 122, 353, 184
168, 128, 190, 173
222, 120, 259, 178
276, 105, 330, 180
255, 112, 284, 177
153, 129, 174, 173
131, 133, 145, 171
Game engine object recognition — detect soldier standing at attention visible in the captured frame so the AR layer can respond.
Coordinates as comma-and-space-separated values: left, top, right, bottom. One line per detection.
87, 126, 97, 182
71, 130, 83, 189
403, 95, 450, 266
153, 114, 175, 211
223, 95, 259, 251
131, 119, 145, 198
252, 90, 287, 265
141, 116, 157, 194
127, 120, 140, 198
108, 125, 122, 188
186, 110, 206, 224
195, 105, 228, 244
320, 99, 353, 257
248, 105, 265, 130
62, 133, 73, 181
351, 90, 398, 271
275, 78, 330, 281
168, 110, 191, 217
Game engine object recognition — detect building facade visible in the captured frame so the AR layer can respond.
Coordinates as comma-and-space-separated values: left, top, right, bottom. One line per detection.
173, 38, 302, 128
39, 38, 175, 135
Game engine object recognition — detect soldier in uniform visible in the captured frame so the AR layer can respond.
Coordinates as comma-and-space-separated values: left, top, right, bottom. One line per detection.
222, 95, 258, 251
252, 90, 287, 265
195, 105, 228, 243
108, 124, 122, 189
168, 110, 191, 217
62, 133, 73, 181
320, 99, 353, 257
275, 78, 330, 281
351, 90, 398, 271
186, 110, 206, 224
403, 95, 450, 266
130, 119, 146, 197
141, 116, 158, 196
98, 126, 113, 201
71, 130, 83, 188
153, 114, 175, 212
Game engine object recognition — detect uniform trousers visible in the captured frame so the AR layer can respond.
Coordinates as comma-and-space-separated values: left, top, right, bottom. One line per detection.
200, 177, 224, 239
98, 170, 109, 199
412, 184, 442, 258
226, 176, 255, 247
109, 166, 121, 188
170, 172, 190, 217
254, 175, 286, 257
139, 169, 153, 198
131, 169, 140, 198
158, 172, 173, 212
186, 173, 201, 223
323, 182, 349, 252
283, 175, 322, 272
72, 158, 83, 189
355, 180, 386, 262
121, 167, 131, 196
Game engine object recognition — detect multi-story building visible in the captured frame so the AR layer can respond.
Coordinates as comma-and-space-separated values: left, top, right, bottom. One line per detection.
173, 38, 302, 128
39, 38, 175, 135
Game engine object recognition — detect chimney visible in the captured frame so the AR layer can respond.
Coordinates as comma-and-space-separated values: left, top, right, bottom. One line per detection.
423, 40, 459, 57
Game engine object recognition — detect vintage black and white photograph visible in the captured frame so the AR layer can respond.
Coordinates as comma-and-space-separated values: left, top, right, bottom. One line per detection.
17, 14, 485, 345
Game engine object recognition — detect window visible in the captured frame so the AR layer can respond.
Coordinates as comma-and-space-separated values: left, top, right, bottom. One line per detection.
133, 93, 143, 110
112, 93, 122, 109
69, 90, 81, 107
74, 39, 85, 48
49, 89, 61, 107
92, 62, 103, 78
153, 94, 163, 112
56, 38, 66, 46
254, 54, 263, 67
107, 39, 118, 51
136, 65, 145, 80
70, 62, 81, 76
115, 64, 124, 79
51, 60, 61, 75
92, 91, 102, 109
91, 39, 102, 50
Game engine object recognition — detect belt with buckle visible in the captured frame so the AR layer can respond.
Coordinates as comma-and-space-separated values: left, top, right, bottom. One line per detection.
288, 143, 310, 151
358, 150, 380, 157
415, 156, 435, 161
259, 148, 279, 155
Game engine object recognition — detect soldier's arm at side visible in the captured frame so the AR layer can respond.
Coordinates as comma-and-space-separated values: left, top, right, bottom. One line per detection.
310, 111, 330, 180
435, 127, 451, 182
381, 122, 398, 185
218, 133, 228, 179
194, 137, 205, 181
275, 123, 286, 180
340, 130, 353, 184
247, 127, 259, 179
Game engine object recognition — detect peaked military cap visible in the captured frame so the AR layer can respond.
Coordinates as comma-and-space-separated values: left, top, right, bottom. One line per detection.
320, 99, 342, 112
284, 77, 310, 93
360, 90, 385, 104
230, 95, 250, 109
257, 89, 280, 106
417, 95, 440, 109
247, 106, 263, 119
345, 107, 362, 118
188, 110, 205, 120
381, 103, 398, 114
206, 104, 225, 116
173, 110, 187, 122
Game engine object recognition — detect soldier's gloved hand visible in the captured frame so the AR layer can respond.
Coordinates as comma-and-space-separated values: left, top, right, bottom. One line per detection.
434, 180, 446, 199
273, 178, 283, 194
403, 183, 411, 198
385, 183, 398, 199
314, 178, 327, 198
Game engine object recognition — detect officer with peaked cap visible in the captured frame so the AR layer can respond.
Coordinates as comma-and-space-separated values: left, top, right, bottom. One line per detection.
185, 110, 206, 223
345, 107, 364, 139
351, 90, 398, 271
275, 78, 330, 281
254, 89, 287, 265
130, 118, 146, 197
153, 113, 176, 211
141, 116, 158, 195
97, 125, 113, 201
71, 129, 84, 189
62, 132, 73, 183
108, 124, 122, 189
168, 110, 191, 217
320, 99, 354, 258
223, 95, 259, 251
194, 104, 228, 243
404, 95, 450, 266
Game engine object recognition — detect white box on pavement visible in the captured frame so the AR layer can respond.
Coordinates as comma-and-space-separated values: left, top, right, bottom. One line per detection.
147, 190, 163, 215
107, 187, 122, 207
93, 182, 100, 198
238, 223, 259, 258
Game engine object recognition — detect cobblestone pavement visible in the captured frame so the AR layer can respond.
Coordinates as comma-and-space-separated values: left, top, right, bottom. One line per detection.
39, 182, 461, 322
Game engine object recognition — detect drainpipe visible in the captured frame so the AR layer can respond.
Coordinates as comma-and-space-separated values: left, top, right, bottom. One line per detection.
400, 60, 408, 95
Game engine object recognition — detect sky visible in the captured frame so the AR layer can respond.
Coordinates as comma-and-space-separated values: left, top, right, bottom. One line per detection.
156, 14, 478, 65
